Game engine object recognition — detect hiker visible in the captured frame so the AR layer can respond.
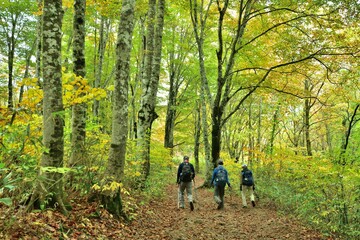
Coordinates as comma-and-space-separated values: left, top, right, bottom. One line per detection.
210, 159, 231, 210
176, 156, 195, 211
240, 163, 256, 208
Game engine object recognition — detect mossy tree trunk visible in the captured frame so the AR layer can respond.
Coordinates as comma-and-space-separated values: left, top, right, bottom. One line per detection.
69, 0, 87, 177
26, 0, 67, 214
94, 0, 136, 218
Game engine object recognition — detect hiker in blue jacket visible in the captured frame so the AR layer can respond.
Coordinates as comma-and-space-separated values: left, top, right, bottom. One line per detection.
177, 156, 195, 211
211, 159, 231, 210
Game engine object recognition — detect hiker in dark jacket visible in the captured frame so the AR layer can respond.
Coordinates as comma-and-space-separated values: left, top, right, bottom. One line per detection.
177, 156, 195, 211
210, 159, 231, 210
240, 163, 256, 207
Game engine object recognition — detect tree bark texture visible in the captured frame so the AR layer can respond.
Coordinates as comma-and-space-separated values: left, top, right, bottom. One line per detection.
70, 0, 87, 168
108, 0, 136, 180
304, 79, 313, 156
190, 0, 213, 186
194, 99, 201, 173
138, 0, 165, 180
93, 16, 110, 119
36, 0, 42, 86
27, 0, 67, 213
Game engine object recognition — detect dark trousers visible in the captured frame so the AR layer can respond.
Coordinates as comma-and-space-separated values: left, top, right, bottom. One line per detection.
214, 184, 225, 209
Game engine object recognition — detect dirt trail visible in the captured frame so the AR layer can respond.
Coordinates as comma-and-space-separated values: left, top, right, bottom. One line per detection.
0, 178, 335, 239
125, 179, 331, 240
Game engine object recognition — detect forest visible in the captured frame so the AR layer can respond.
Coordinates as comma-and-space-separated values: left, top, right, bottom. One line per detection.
0, 0, 359, 239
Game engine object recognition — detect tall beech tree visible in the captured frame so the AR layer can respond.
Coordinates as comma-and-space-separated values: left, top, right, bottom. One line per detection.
138, 0, 165, 181
189, 0, 213, 184
100, 0, 136, 217
26, 0, 67, 213
69, 0, 87, 170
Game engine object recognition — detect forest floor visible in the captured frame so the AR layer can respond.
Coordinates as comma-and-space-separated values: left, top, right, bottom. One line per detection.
0, 178, 337, 240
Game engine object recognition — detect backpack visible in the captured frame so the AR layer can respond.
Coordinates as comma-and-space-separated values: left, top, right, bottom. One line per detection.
180, 163, 192, 182
215, 168, 227, 186
242, 170, 254, 186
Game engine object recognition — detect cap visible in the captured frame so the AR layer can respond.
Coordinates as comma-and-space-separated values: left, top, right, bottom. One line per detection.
218, 159, 223, 165
183, 156, 189, 160
242, 163, 247, 168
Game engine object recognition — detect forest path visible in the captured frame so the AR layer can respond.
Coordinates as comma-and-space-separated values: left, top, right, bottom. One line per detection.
125, 178, 331, 240
0, 178, 335, 239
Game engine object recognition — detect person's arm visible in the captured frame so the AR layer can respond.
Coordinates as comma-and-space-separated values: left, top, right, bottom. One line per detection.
191, 164, 195, 179
210, 169, 216, 186
226, 170, 231, 187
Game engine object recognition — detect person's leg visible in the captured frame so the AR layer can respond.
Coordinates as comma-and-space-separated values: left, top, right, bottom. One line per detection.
241, 185, 247, 207
214, 185, 221, 204
218, 186, 225, 209
185, 181, 193, 202
179, 182, 186, 208
185, 181, 194, 210
249, 186, 255, 207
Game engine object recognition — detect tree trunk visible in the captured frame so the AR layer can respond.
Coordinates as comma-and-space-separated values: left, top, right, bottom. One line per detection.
93, 16, 110, 120
138, 0, 165, 181
304, 79, 312, 156
69, 0, 87, 170
339, 104, 360, 165
248, 100, 254, 164
269, 104, 280, 156
193, 99, 201, 173
26, 0, 67, 214
90, 0, 136, 219
107, 0, 136, 180
36, 0, 42, 87
164, 68, 176, 149
189, 0, 213, 186
10, 40, 36, 125
129, 17, 145, 140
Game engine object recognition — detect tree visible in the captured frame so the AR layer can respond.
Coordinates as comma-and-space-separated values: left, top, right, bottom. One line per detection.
189, 0, 213, 185
163, 16, 193, 152
69, 0, 87, 170
93, 16, 111, 120
191, 0, 356, 175
100, 0, 136, 217
0, 0, 36, 111
26, 0, 67, 213
138, 0, 165, 181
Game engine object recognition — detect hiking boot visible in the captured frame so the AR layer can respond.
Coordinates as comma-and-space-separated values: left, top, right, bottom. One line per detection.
251, 200, 256, 207
190, 202, 194, 211
217, 203, 223, 210
242, 205, 247, 208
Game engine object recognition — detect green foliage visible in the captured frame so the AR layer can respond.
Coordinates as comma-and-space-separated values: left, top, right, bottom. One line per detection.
256, 149, 360, 238
0, 120, 41, 205
0, 163, 19, 206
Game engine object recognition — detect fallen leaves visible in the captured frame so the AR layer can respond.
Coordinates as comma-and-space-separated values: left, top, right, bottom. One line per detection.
0, 179, 335, 239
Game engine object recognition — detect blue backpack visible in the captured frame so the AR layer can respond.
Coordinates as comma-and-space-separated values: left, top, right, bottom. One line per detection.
215, 168, 227, 186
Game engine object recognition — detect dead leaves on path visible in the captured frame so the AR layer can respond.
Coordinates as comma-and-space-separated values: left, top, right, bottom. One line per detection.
0, 183, 332, 239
